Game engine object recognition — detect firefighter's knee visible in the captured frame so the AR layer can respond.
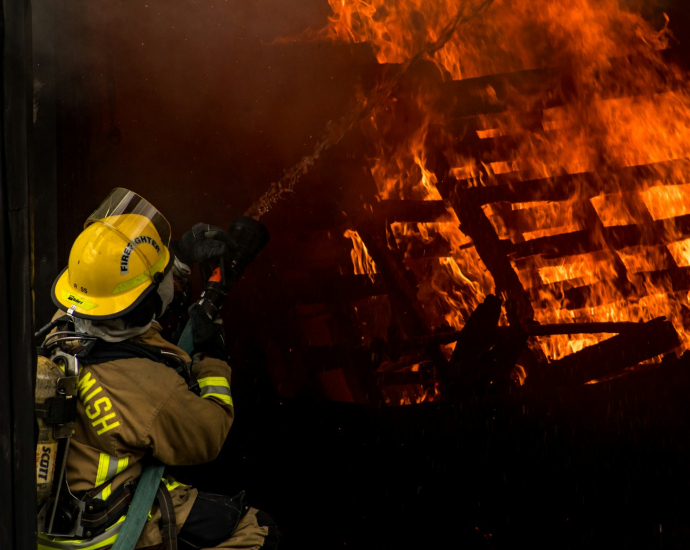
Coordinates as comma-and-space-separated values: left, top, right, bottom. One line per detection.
254, 510, 279, 549
213, 507, 279, 549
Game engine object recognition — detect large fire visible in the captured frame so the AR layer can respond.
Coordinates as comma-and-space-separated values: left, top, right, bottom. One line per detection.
318, 0, 690, 401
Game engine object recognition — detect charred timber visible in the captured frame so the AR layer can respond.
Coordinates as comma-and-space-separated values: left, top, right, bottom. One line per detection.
524, 322, 643, 336
354, 219, 451, 379
373, 200, 450, 224
446, 295, 526, 396
430, 151, 535, 325
509, 214, 690, 260
533, 266, 690, 310
377, 369, 436, 388
435, 49, 677, 119
527, 317, 680, 388
458, 157, 690, 207
404, 321, 648, 345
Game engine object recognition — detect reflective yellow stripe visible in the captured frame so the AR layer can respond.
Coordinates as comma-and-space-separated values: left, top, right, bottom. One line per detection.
202, 392, 233, 406
100, 484, 112, 501
198, 376, 230, 388
95, 453, 110, 487
37, 515, 125, 549
111, 254, 167, 295
116, 456, 129, 475
95, 454, 129, 489
164, 477, 187, 491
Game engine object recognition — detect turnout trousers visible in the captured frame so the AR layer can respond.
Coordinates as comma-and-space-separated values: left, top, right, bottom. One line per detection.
142, 491, 279, 550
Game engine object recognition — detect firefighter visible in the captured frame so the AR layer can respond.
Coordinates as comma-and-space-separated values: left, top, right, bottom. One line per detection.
37, 188, 278, 550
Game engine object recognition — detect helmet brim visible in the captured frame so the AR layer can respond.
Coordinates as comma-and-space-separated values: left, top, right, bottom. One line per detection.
51, 251, 172, 320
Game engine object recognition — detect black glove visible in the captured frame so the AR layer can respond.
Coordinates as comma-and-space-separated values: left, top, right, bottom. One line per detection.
171, 223, 231, 267
188, 303, 227, 360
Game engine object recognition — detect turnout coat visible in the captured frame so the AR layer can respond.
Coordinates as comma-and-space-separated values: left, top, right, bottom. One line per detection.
38, 321, 235, 549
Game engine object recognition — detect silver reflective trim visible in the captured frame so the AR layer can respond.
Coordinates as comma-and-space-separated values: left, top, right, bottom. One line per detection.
200, 384, 232, 397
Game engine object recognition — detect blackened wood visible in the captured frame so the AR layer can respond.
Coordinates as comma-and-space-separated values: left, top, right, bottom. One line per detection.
356, 220, 430, 335
377, 368, 436, 387
393, 321, 648, 347
462, 157, 690, 207
400, 234, 453, 260
373, 200, 450, 223
435, 65, 562, 118
430, 151, 535, 325
447, 295, 525, 395
450, 294, 503, 366
509, 206, 690, 261
436, 50, 677, 119
524, 322, 641, 336
531, 264, 690, 311
528, 317, 680, 388
355, 219, 451, 382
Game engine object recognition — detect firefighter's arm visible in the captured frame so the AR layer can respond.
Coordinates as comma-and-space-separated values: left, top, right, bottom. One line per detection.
145, 358, 234, 465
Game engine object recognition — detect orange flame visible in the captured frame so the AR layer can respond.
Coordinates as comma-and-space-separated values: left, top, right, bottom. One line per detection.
329, 0, 690, 394
344, 229, 378, 282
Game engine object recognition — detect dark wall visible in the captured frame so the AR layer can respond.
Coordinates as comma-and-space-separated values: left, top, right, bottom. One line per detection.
41, 0, 379, 267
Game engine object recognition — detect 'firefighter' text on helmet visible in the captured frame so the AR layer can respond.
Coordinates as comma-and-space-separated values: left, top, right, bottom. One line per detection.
52, 188, 172, 319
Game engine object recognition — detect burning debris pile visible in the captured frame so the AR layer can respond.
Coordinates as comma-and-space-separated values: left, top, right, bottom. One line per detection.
261, 0, 690, 406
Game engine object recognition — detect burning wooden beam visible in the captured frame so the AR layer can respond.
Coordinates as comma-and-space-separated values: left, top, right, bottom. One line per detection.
509, 220, 690, 260
373, 200, 450, 223
527, 317, 680, 388
460, 157, 690, 206
435, 50, 678, 119
430, 151, 536, 325
354, 218, 452, 382
530, 264, 690, 311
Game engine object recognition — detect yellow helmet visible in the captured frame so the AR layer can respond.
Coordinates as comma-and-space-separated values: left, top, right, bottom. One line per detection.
52, 188, 172, 319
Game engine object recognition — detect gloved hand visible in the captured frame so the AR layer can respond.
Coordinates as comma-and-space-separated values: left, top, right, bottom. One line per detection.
171, 223, 231, 267
188, 303, 227, 360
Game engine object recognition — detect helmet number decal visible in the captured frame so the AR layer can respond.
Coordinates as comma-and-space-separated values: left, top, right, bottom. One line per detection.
120, 235, 162, 275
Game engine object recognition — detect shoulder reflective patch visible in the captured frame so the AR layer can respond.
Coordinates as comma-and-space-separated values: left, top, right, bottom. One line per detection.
198, 377, 233, 406
61, 290, 98, 311
198, 376, 230, 389
202, 392, 233, 406
112, 253, 167, 295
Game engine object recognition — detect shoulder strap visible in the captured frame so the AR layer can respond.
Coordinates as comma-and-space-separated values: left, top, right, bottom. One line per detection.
77, 340, 163, 365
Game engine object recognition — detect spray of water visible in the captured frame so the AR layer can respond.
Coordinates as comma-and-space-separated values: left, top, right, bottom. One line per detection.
243, 0, 495, 219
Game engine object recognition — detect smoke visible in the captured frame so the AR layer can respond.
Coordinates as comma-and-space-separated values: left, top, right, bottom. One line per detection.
33, 0, 690, 240
36, 0, 377, 240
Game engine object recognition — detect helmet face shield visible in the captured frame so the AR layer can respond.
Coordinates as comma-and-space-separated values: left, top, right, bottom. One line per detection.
86, 188, 171, 281
86, 188, 171, 248
52, 188, 173, 319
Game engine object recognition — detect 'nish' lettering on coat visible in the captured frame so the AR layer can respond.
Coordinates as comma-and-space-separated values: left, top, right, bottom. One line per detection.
77, 371, 121, 436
